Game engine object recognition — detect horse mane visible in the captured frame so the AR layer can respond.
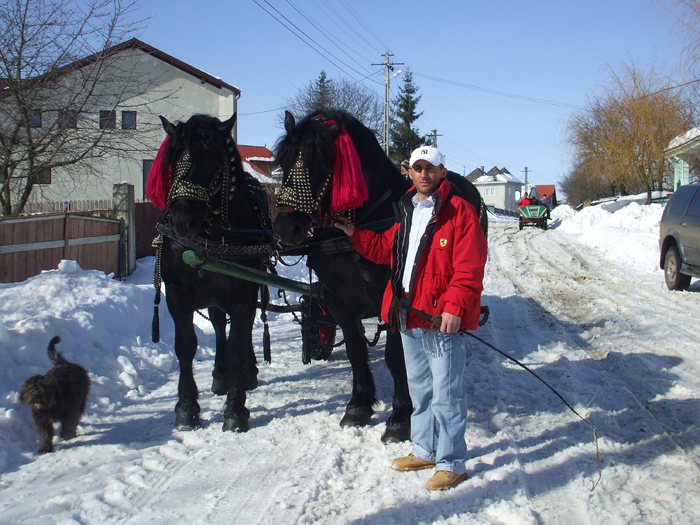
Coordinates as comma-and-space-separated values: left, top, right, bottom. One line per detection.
275, 108, 409, 203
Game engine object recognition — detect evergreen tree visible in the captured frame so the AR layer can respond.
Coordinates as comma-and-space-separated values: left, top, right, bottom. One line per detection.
389, 70, 425, 164
311, 70, 335, 110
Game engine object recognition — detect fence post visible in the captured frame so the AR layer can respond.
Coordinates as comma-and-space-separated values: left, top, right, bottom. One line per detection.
113, 183, 136, 277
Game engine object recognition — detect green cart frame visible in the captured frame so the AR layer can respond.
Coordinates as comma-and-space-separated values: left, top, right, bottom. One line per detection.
518, 204, 548, 230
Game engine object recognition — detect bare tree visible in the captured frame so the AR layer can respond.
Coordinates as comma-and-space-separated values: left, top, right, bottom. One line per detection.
567, 65, 697, 203
0, 0, 149, 216
283, 70, 383, 136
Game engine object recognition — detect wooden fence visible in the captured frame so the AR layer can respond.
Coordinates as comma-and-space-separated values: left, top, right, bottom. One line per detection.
22, 200, 112, 214
0, 213, 121, 283
1, 186, 279, 283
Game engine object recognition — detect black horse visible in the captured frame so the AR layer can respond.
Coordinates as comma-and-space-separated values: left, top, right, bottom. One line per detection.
154, 113, 271, 433
273, 109, 414, 443
274, 110, 488, 443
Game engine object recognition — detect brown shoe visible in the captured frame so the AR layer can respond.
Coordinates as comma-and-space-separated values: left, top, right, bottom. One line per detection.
391, 453, 436, 471
425, 470, 468, 491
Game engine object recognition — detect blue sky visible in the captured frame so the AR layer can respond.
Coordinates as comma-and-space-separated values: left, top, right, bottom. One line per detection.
135, 0, 689, 189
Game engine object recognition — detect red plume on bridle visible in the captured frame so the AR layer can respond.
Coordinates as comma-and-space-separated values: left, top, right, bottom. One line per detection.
324, 120, 368, 212
145, 136, 171, 210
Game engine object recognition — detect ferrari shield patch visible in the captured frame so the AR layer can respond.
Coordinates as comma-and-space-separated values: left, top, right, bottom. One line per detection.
439, 238, 448, 247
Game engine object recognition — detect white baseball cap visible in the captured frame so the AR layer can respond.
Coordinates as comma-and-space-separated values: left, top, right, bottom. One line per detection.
409, 146, 445, 167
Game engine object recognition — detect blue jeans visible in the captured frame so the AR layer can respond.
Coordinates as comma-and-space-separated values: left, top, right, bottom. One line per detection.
400, 327, 468, 474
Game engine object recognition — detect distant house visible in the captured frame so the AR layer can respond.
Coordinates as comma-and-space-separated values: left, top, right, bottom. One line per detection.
467, 166, 523, 213
531, 184, 558, 208
238, 145, 278, 184
665, 127, 700, 190
237, 145, 281, 219
19, 38, 244, 205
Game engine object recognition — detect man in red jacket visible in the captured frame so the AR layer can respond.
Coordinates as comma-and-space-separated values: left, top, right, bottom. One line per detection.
335, 145, 487, 491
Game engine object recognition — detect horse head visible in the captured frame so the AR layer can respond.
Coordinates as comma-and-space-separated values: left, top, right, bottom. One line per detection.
274, 109, 405, 247
273, 110, 340, 246
160, 113, 241, 239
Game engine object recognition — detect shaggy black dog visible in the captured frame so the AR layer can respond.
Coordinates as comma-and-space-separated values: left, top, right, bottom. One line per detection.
20, 336, 90, 454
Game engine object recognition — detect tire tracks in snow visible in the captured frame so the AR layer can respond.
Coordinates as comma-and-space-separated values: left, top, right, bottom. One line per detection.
481, 222, 700, 521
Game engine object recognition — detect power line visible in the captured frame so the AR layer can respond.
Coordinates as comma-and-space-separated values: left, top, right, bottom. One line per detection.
318, 0, 383, 57
337, 0, 390, 52
251, 0, 370, 81
285, 0, 374, 77
414, 72, 586, 111
311, 0, 378, 59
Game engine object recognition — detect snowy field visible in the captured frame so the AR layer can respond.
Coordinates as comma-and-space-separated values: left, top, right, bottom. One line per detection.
0, 201, 699, 524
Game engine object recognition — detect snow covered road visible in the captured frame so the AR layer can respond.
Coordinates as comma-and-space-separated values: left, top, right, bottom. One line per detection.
1, 206, 699, 524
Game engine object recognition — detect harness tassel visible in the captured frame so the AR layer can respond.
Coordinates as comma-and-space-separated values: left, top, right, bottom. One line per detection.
151, 234, 164, 343
260, 284, 271, 363
152, 291, 161, 343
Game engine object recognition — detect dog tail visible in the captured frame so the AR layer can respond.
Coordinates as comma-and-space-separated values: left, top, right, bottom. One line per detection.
47, 336, 67, 365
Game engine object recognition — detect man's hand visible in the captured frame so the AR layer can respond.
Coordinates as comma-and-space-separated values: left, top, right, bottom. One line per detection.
440, 312, 461, 334
334, 217, 355, 236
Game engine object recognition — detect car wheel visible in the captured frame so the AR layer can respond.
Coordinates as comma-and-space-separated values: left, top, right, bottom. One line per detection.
664, 245, 691, 291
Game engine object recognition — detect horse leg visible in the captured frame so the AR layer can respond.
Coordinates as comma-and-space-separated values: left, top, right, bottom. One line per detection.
338, 317, 376, 428
381, 331, 412, 443
170, 308, 201, 430
209, 307, 231, 395
222, 300, 256, 432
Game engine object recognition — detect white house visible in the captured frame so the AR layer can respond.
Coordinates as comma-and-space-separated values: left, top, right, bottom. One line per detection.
24, 39, 252, 204
665, 127, 700, 190
467, 166, 523, 213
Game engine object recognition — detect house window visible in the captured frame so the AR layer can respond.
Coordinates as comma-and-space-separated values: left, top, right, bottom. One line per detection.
142, 159, 154, 199
58, 110, 77, 129
485, 187, 496, 196
99, 110, 116, 129
122, 111, 137, 129
36, 168, 51, 184
28, 109, 42, 128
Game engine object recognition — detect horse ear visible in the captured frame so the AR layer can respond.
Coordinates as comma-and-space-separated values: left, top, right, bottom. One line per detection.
284, 111, 296, 133
160, 116, 177, 137
220, 113, 237, 135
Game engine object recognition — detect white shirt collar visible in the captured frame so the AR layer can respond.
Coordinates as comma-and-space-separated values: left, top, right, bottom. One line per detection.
411, 193, 435, 208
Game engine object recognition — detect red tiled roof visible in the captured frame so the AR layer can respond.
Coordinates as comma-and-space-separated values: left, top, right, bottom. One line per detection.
237, 145, 277, 184
535, 184, 556, 197
237, 145, 274, 161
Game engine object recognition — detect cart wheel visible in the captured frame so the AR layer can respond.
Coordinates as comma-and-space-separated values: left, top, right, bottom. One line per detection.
543, 220, 548, 230
300, 296, 336, 364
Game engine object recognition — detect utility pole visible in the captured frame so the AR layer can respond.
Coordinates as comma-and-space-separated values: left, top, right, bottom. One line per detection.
521, 167, 530, 194
430, 129, 443, 148
372, 52, 403, 155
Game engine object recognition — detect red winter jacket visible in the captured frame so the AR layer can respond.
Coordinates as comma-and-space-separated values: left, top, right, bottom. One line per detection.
349, 180, 488, 330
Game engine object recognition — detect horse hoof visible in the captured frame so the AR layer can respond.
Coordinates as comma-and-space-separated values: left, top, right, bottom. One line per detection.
381, 424, 410, 443
175, 413, 200, 430
211, 375, 231, 396
223, 416, 249, 433
340, 408, 372, 427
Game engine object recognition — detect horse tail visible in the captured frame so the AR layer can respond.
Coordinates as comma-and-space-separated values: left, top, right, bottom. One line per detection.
47, 336, 67, 366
